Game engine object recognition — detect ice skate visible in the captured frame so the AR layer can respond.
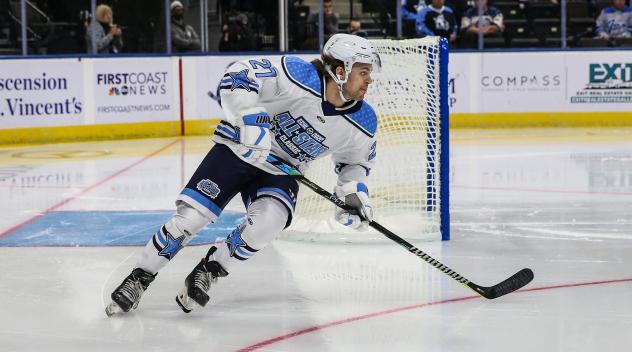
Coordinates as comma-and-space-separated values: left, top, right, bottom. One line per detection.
105, 268, 156, 316
176, 247, 228, 313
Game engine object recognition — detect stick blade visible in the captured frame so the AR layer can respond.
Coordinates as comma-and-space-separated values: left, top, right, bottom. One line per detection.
478, 268, 534, 299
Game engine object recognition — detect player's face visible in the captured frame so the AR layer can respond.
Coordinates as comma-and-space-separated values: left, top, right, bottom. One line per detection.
342, 63, 373, 100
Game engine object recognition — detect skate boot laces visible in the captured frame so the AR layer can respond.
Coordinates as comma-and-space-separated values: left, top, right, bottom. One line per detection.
114, 268, 155, 311
119, 279, 145, 309
192, 266, 217, 293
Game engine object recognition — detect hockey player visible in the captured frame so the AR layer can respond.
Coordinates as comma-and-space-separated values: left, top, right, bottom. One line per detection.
105, 33, 381, 315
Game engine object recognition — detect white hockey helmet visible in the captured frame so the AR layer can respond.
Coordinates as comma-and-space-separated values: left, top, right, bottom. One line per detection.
322, 33, 381, 85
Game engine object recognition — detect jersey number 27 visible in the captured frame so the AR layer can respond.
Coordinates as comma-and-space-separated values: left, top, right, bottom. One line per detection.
249, 59, 278, 78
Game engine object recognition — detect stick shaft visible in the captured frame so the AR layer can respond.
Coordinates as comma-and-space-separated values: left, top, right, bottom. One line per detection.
368, 220, 470, 285
271, 157, 472, 288
267, 155, 533, 299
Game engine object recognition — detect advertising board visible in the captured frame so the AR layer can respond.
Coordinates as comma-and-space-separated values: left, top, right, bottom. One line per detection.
91, 57, 178, 123
0, 58, 84, 129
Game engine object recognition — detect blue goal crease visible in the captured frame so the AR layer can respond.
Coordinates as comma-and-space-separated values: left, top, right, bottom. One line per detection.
0, 210, 246, 247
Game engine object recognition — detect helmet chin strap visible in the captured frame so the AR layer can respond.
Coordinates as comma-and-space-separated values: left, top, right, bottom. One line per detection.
325, 64, 351, 103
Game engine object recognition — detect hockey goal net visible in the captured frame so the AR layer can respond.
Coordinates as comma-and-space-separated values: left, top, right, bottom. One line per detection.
282, 37, 449, 243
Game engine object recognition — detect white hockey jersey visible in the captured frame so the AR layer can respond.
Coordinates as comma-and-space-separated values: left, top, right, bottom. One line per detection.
214, 56, 378, 185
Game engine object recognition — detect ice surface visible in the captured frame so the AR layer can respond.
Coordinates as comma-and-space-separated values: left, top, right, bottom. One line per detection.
1, 130, 631, 352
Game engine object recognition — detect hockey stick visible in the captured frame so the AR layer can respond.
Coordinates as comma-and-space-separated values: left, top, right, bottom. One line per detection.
267, 154, 534, 299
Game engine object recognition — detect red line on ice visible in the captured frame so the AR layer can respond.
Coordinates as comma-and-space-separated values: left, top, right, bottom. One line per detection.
0, 139, 180, 239
237, 277, 632, 351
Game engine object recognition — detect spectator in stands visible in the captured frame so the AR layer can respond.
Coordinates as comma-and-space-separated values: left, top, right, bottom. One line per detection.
86, 4, 123, 54
301, 0, 340, 49
401, 0, 427, 37
402, 0, 427, 20
307, 0, 340, 36
0, 0, 9, 40
170, 1, 201, 52
445, 0, 470, 30
416, 0, 457, 43
218, 10, 256, 52
459, 0, 504, 48
346, 18, 368, 38
595, 0, 632, 40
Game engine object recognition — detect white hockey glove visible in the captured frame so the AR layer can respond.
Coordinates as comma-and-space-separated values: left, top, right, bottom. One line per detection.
235, 108, 271, 164
334, 181, 373, 231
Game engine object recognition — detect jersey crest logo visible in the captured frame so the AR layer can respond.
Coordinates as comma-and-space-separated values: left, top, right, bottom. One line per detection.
197, 179, 221, 199
271, 111, 330, 163
317, 115, 326, 123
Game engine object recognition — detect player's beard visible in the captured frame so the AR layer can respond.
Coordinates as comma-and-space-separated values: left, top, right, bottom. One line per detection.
342, 84, 367, 101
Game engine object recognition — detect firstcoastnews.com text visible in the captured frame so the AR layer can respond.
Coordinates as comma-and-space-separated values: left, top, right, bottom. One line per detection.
97, 104, 170, 114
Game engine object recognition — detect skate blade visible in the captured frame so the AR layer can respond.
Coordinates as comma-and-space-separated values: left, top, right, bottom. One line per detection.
105, 301, 123, 317
175, 288, 195, 313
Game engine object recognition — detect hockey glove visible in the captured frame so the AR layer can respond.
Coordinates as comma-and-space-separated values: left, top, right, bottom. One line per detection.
334, 181, 373, 231
235, 108, 271, 164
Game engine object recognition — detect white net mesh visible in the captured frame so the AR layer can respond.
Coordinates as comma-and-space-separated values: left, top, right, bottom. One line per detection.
282, 37, 446, 243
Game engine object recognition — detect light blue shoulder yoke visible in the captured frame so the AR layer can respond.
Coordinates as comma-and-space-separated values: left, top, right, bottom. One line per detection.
282, 56, 322, 97
343, 102, 378, 138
